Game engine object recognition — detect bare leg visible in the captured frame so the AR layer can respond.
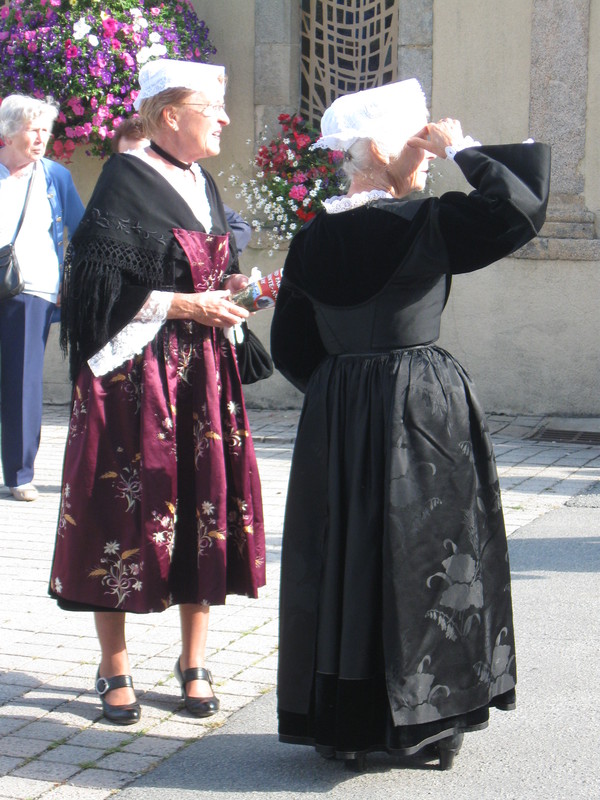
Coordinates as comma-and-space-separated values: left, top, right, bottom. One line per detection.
179, 603, 213, 698
94, 611, 136, 705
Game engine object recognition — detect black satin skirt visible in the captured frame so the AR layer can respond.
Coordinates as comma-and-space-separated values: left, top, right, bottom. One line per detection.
277, 346, 516, 758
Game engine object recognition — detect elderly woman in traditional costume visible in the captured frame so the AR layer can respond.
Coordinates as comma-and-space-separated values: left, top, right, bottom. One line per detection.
272, 79, 550, 769
0, 95, 84, 502
49, 59, 266, 725
111, 115, 252, 253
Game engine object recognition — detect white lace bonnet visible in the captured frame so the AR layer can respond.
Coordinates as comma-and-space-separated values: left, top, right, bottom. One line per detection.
312, 78, 428, 153
134, 59, 226, 110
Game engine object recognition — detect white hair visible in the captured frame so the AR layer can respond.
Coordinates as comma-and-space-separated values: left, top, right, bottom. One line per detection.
341, 134, 407, 182
0, 95, 59, 141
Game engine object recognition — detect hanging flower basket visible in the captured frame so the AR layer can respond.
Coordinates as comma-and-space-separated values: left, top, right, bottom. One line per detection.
225, 113, 344, 253
0, 0, 215, 160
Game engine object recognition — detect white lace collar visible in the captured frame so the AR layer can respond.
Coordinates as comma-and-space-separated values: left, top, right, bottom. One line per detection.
322, 189, 392, 214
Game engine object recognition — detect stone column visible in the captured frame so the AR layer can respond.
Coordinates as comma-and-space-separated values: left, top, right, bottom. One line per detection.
397, 0, 433, 102
254, 0, 301, 138
521, 0, 600, 259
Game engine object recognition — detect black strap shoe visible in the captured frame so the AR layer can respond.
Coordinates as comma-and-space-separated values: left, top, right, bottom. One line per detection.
95, 670, 141, 725
174, 658, 220, 717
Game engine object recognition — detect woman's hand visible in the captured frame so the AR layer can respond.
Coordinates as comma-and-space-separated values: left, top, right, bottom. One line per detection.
168, 290, 250, 328
407, 118, 464, 159
222, 273, 249, 293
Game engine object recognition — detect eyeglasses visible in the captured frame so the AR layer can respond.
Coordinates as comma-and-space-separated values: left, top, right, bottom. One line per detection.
179, 102, 227, 117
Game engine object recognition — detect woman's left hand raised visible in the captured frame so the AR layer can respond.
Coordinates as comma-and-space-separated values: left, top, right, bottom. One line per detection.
407, 118, 464, 159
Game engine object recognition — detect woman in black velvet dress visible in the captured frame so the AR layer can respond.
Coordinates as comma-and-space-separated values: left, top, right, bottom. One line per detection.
271, 79, 550, 770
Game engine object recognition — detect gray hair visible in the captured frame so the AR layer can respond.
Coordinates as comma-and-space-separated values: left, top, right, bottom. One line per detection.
0, 94, 59, 141
137, 87, 196, 139
342, 136, 405, 182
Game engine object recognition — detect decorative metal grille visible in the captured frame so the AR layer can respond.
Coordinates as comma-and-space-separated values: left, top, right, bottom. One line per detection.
300, 0, 399, 125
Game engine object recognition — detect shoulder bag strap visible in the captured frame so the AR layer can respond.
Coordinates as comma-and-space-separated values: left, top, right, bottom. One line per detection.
11, 163, 37, 245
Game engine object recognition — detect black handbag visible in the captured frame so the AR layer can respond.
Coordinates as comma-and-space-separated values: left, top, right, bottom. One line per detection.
234, 321, 274, 384
0, 165, 35, 301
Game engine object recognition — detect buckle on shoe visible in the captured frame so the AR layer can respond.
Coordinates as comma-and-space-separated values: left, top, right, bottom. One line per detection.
95, 676, 110, 696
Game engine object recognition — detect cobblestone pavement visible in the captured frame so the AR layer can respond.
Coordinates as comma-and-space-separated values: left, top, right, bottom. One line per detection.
0, 406, 599, 799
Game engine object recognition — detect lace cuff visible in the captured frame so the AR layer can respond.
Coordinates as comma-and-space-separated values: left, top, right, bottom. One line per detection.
88, 291, 173, 377
445, 135, 481, 161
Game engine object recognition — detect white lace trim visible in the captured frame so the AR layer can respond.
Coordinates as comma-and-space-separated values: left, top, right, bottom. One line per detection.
323, 189, 392, 214
445, 135, 481, 161
88, 291, 173, 377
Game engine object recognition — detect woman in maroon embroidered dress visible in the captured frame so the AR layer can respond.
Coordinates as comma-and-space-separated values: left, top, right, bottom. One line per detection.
49, 59, 266, 725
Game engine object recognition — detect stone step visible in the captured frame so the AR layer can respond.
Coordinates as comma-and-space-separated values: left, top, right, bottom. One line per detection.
545, 206, 596, 224
539, 220, 597, 239
514, 236, 600, 260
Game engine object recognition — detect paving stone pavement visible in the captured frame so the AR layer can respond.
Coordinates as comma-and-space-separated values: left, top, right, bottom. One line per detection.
0, 405, 599, 799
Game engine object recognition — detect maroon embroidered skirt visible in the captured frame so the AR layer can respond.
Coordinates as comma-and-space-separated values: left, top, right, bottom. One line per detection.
49, 320, 266, 613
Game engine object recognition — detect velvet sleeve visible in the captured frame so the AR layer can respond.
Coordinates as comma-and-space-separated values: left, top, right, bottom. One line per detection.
271, 276, 327, 394
433, 142, 551, 274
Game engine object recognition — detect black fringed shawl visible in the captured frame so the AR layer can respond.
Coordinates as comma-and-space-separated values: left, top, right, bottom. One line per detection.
61, 153, 239, 381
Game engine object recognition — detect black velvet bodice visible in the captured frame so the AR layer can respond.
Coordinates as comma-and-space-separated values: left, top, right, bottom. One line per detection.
313, 273, 448, 354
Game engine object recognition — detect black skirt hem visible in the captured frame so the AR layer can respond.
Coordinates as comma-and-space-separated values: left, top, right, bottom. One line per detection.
279, 718, 490, 760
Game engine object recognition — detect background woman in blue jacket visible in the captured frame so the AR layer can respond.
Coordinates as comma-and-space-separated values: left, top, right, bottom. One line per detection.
0, 94, 84, 501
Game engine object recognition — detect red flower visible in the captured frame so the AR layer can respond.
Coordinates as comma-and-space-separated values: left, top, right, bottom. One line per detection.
297, 207, 316, 223
294, 132, 311, 149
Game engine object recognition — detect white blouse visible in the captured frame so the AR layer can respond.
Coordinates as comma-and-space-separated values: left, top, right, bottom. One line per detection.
0, 163, 60, 303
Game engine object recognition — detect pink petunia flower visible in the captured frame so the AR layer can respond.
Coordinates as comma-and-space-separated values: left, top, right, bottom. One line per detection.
289, 185, 308, 202
102, 18, 119, 38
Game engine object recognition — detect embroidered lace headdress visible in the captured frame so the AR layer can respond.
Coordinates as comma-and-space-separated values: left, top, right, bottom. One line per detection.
134, 58, 225, 110
311, 78, 428, 154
